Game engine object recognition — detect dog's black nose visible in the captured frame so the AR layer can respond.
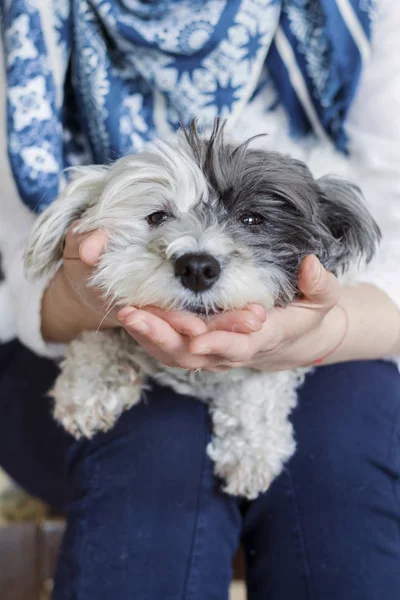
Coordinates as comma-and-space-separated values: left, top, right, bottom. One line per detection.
174, 253, 221, 292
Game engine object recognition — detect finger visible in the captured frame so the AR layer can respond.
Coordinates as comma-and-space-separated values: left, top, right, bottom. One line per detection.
118, 308, 215, 370
79, 230, 109, 266
63, 225, 108, 266
190, 330, 257, 363
119, 309, 188, 358
297, 255, 341, 309
143, 305, 266, 335
63, 223, 86, 260
140, 306, 208, 337
207, 309, 264, 333
119, 309, 223, 370
246, 304, 267, 321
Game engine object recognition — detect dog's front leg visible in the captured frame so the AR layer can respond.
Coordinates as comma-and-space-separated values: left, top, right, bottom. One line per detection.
207, 371, 304, 500
52, 330, 145, 439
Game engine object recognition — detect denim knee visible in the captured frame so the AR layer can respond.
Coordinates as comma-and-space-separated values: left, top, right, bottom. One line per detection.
54, 383, 241, 600
243, 361, 400, 600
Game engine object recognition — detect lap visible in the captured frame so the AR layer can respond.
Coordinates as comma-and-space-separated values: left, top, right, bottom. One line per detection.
1, 340, 399, 599
0, 340, 71, 509
55, 383, 241, 600
242, 360, 400, 600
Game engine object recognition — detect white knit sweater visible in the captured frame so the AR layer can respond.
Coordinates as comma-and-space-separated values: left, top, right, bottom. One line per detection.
0, 1, 399, 360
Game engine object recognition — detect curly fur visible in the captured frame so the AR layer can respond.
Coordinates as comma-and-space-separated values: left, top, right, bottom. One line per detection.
24, 120, 380, 499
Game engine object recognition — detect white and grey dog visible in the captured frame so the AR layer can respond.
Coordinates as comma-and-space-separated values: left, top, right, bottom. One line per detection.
25, 120, 380, 499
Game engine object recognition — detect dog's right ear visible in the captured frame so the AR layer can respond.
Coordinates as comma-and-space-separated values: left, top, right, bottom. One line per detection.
24, 166, 108, 279
317, 176, 381, 273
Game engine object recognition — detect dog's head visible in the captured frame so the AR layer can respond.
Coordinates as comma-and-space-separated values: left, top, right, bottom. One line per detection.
25, 120, 380, 314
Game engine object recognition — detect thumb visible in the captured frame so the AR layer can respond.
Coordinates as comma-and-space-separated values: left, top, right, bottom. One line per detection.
298, 255, 341, 309
79, 230, 109, 266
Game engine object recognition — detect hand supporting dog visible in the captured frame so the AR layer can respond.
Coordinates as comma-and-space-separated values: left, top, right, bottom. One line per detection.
42, 228, 399, 373
117, 254, 345, 371
41, 225, 269, 351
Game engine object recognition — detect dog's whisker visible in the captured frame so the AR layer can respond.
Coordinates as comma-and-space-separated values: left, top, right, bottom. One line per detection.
96, 301, 118, 333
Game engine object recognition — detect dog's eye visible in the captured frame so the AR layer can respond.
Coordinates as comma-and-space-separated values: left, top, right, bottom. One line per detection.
146, 211, 169, 226
239, 212, 265, 226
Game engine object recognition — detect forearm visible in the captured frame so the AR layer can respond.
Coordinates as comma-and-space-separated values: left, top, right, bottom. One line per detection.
321, 283, 400, 365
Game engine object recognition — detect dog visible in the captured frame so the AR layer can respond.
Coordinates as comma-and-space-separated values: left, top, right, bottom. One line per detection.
25, 120, 380, 499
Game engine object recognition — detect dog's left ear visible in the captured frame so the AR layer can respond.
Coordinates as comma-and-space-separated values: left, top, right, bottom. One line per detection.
317, 176, 381, 273
24, 165, 109, 279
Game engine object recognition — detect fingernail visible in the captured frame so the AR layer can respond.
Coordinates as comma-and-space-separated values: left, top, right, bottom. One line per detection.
126, 319, 149, 334
117, 307, 137, 322
233, 321, 258, 333
79, 238, 99, 264
255, 309, 267, 322
311, 257, 322, 282
248, 305, 267, 321
193, 346, 212, 355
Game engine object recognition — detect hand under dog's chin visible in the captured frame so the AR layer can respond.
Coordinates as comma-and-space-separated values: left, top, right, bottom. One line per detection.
183, 303, 223, 317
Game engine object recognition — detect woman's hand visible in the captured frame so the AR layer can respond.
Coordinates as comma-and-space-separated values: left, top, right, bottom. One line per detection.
41, 226, 113, 342
42, 226, 400, 366
116, 256, 346, 371
41, 226, 266, 343
190, 255, 344, 370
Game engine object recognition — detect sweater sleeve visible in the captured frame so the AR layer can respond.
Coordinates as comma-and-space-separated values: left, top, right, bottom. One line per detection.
0, 52, 65, 358
345, 0, 400, 312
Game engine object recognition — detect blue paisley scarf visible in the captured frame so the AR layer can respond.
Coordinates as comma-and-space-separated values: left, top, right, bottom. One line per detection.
1, 0, 374, 213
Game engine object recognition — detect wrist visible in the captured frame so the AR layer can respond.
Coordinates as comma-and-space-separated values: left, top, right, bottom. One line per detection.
312, 304, 348, 365
315, 284, 400, 365
41, 268, 88, 342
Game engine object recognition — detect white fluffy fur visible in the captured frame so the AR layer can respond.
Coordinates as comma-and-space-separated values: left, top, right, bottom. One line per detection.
25, 131, 364, 499
53, 328, 310, 499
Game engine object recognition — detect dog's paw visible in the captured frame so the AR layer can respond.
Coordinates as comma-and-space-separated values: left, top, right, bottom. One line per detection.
53, 383, 143, 439
54, 394, 117, 439
219, 461, 272, 500
207, 442, 274, 500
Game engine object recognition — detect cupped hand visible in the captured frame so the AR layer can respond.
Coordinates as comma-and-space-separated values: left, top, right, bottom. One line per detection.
117, 255, 345, 372
117, 303, 267, 371
42, 225, 267, 344
41, 225, 114, 341
45, 225, 344, 369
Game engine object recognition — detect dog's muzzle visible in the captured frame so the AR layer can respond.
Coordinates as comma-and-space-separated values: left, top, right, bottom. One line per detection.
174, 253, 221, 293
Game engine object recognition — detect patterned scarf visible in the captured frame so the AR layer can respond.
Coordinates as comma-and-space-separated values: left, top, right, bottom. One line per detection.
1, 0, 374, 213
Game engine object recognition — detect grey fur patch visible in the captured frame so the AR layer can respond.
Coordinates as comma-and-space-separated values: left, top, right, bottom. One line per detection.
317, 176, 381, 270
181, 119, 381, 303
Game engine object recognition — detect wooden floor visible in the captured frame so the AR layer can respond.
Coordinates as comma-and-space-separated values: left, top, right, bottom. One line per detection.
230, 581, 247, 600
0, 521, 63, 600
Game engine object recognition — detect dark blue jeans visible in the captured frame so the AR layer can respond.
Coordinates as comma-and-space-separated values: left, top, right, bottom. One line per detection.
1, 339, 400, 600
